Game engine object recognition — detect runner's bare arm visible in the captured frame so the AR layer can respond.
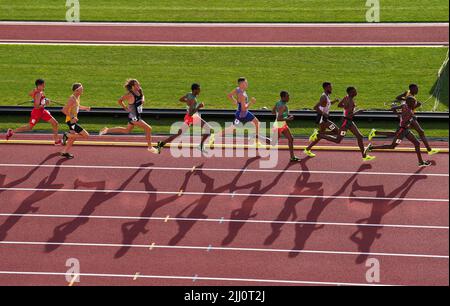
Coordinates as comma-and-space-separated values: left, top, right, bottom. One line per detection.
118, 94, 131, 111
79, 105, 91, 111
227, 89, 238, 104
395, 91, 408, 101
314, 96, 328, 115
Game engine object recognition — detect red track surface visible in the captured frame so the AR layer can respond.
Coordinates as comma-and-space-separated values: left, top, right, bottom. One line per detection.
0, 22, 448, 45
0, 141, 448, 286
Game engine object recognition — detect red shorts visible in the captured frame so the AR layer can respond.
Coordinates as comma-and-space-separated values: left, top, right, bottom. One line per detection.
275, 124, 289, 137
184, 114, 200, 127
30, 108, 52, 127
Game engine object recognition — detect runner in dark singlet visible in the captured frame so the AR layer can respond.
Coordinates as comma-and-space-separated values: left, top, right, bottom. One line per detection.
319, 87, 376, 162
369, 83, 439, 155
365, 97, 432, 167
99, 79, 158, 154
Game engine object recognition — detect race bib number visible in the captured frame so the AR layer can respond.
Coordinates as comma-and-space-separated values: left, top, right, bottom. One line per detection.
395, 139, 402, 144
340, 131, 347, 136
137, 106, 143, 113
234, 118, 241, 125
329, 124, 337, 130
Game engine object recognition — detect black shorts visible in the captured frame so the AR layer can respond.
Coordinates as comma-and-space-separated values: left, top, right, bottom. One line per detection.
316, 114, 328, 125
66, 121, 84, 134
128, 114, 142, 124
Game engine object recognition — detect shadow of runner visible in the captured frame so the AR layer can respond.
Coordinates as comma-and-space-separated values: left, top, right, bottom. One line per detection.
0, 155, 69, 241
222, 161, 299, 246
264, 158, 325, 246
168, 157, 261, 246
45, 163, 155, 253
0, 153, 61, 196
288, 163, 373, 258
349, 168, 427, 264
114, 169, 195, 259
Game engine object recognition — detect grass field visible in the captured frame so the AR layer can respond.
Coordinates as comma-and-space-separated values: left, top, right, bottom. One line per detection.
0, 0, 448, 23
0, 45, 448, 112
0, 114, 448, 139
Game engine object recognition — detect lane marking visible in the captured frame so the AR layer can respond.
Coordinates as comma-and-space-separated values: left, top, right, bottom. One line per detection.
0, 213, 446, 230
0, 21, 447, 27
0, 240, 447, 259
0, 163, 447, 177
0, 187, 447, 203
1, 139, 448, 153
0, 40, 446, 47
0, 270, 394, 286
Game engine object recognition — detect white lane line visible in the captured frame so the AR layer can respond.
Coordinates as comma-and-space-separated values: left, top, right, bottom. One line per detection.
0, 40, 447, 47
0, 163, 447, 177
0, 270, 392, 286
0, 213, 447, 230
0, 240, 447, 259
0, 187, 447, 203
0, 21, 447, 27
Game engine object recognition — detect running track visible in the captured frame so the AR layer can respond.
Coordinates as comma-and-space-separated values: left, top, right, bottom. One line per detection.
0, 141, 448, 286
0, 22, 448, 46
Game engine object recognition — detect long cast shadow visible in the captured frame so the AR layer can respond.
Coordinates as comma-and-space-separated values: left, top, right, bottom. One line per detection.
264, 158, 325, 246
45, 163, 155, 253
114, 168, 195, 258
349, 168, 427, 264
288, 163, 372, 258
0, 153, 61, 195
222, 160, 299, 246
0, 155, 68, 241
169, 157, 262, 246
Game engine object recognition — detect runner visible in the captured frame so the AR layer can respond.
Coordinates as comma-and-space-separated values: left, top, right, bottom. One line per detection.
210, 77, 270, 148
369, 84, 439, 155
154, 83, 212, 154
272, 91, 300, 162
60, 83, 91, 159
319, 87, 376, 162
5, 79, 61, 145
304, 82, 340, 157
99, 79, 158, 154
365, 96, 432, 167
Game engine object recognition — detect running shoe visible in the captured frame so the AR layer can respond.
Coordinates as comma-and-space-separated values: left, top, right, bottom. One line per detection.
368, 129, 377, 141
303, 149, 316, 158
5, 129, 13, 141
309, 129, 319, 142
419, 160, 432, 167
60, 152, 74, 159
99, 127, 108, 136
290, 156, 301, 163
154, 141, 165, 154
208, 133, 215, 147
148, 147, 159, 154
427, 148, 440, 155
362, 155, 376, 162
62, 132, 68, 146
